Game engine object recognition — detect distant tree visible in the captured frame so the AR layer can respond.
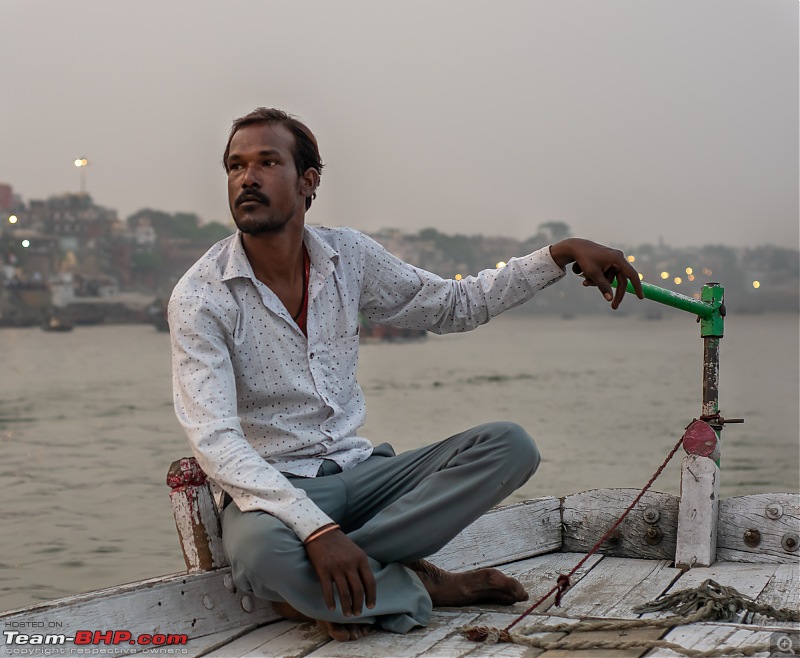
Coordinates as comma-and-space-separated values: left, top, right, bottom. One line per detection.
127, 209, 228, 243
418, 227, 442, 242
127, 208, 174, 236
172, 212, 201, 238
538, 221, 571, 243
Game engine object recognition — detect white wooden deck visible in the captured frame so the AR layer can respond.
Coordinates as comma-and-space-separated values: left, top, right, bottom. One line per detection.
3, 491, 796, 658
196, 553, 798, 658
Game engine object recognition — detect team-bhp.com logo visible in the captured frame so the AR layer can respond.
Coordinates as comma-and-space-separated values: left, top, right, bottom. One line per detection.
772, 632, 800, 658
3, 630, 188, 650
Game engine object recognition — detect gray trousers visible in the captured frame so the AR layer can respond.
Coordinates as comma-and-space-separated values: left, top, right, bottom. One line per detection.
221, 421, 540, 633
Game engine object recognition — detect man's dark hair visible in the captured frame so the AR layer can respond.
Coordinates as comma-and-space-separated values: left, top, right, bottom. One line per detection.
223, 108, 324, 210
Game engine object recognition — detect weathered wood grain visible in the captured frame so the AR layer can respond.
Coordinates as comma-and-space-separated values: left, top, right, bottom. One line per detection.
717, 493, 800, 563
167, 457, 228, 573
189, 624, 263, 657
555, 557, 681, 619
0, 569, 278, 656
302, 612, 480, 658
428, 497, 562, 571
675, 455, 719, 568
752, 563, 800, 628
201, 620, 331, 658
561, 489, 678, 561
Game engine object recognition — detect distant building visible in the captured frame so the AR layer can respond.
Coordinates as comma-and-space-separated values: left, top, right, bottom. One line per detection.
0, 183, 13, 211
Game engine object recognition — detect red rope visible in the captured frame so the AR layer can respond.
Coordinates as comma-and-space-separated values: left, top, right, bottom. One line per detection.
504, 434, 686, 632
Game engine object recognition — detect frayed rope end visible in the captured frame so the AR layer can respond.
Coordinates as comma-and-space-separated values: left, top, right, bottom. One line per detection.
463, 626, 513, 644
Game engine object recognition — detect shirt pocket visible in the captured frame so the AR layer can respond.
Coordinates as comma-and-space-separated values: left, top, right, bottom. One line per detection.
317, 334, 360, 408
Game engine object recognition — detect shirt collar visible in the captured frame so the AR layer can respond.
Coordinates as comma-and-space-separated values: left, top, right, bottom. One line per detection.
220, 226, 339, 284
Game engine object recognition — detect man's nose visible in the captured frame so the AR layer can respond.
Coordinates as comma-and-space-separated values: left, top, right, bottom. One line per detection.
241, 165, 260, 188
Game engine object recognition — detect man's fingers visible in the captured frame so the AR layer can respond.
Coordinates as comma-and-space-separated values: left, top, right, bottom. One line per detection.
320, 575, 336, 612
334, 573, 353, 616
627, 264, 644, 299
346, 570, 365, 616
583, 265, 614, 301
359, 562, 377, 610
612, 273, 627, 309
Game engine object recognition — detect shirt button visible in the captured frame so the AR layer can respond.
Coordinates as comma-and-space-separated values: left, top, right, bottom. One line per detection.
309, 352, 315, 359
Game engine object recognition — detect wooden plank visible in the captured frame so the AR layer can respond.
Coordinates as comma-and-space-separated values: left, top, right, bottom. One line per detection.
190, 623, 264, 657
561, 489, 678, 561
675, 455, 719, 568
644, 624, 777, 657
206, 620, 331, 658
555, 557, 681, 619
428, 498, 562, 571
0, 568, 278, 655
454, 552, 605, 616
717, 493, 800, 563
302, 612, 480, 657
752, 563, 800, 628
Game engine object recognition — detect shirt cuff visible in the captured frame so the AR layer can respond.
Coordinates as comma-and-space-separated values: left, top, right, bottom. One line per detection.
279, 499, 337, 542
515, 246, 567, 289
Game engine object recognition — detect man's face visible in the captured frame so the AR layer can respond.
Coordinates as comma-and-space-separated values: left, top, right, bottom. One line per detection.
226, 123, 308, 236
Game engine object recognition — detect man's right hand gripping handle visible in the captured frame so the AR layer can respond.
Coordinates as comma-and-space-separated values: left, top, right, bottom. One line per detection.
304, 525, 377, 617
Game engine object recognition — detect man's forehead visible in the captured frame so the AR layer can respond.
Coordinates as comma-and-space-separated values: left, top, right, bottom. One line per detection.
229, 122, 294, 156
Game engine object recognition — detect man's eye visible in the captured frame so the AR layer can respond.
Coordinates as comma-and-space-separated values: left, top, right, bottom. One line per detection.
263, 160, 277, 167
229, 163, 242, 171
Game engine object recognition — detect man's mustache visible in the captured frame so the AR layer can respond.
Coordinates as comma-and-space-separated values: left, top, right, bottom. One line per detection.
235, 191, 270, 207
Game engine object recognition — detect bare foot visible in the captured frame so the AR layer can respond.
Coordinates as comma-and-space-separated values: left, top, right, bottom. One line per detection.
316, 620, 372, 642
406, 560, 529, 607
273, 602, 372, 642
272, 601, 313, 622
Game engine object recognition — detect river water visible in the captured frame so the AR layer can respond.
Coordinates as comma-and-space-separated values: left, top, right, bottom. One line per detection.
0, 312, 797, 611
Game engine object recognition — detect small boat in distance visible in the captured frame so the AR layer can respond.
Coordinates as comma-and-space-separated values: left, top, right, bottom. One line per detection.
41, 315, 74, 332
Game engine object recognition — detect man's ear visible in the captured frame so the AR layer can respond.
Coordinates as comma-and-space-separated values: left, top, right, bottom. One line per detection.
299, 168, 320, 200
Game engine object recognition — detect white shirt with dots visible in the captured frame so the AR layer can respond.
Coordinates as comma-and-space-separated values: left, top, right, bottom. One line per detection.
169, 226, 565, 541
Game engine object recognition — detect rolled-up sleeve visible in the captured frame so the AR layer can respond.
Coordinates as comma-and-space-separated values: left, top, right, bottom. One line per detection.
359, 235, 566, 333
168, 294, 334, 541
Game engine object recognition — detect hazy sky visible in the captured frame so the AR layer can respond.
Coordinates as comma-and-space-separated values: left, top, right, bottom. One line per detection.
1, 0, 797, 248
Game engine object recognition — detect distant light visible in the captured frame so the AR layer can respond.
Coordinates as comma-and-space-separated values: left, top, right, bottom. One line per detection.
627, 255, 635, 263
674, 277, 682, 285
74, 158, 88, 167
752, 280, 761, 289
688, 274, 695, 281
8, 215, 17, 224
495, 261, 507, 269
660, 271, 669, 280
702, 268, 712, 276
638, 273, 644, 280
454, 273, 463, 281
685, 267, 693, 275
693, 293, 701, 300
21, 239, 30, 248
